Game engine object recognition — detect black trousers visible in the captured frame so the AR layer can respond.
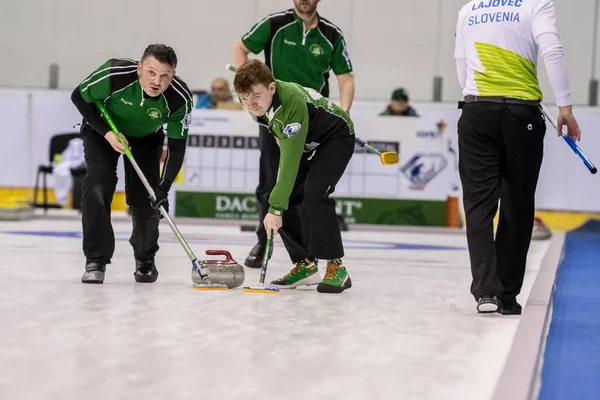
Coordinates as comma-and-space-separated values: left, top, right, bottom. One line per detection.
277, 134, 354, 262
80, 124, 164, 264
458, 101, 545, 302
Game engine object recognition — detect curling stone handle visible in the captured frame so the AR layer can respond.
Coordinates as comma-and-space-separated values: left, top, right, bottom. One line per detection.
205, 250, 234, 262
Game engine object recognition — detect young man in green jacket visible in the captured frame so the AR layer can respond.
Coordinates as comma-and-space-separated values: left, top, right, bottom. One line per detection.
233, 59, 353, 294
232, 0, 355, 269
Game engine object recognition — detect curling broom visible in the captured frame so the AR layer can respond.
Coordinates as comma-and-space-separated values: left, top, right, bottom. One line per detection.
242, 230, 279, 294
354, 137, 399, 165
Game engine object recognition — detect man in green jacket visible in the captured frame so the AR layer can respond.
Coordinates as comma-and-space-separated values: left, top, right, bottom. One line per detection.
71, 44, 193, 284
233, 59, 353, 294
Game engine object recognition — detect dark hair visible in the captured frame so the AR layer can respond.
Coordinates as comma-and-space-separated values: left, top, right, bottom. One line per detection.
141, 44, 178, 68
233, 59, 275, 95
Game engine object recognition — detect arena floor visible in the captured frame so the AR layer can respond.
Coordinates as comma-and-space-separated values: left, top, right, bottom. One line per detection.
0, 213, 550, 400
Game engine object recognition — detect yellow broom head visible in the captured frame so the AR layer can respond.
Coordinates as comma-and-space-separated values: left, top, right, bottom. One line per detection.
381, 152, 400, 165
242, 286, 280, 294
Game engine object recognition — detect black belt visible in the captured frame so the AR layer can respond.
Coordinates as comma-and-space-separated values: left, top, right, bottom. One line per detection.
459, 95, 540, 108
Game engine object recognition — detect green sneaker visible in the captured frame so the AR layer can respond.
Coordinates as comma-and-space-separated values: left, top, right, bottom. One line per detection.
317, 260, 352, 294
270, 258, 321, 288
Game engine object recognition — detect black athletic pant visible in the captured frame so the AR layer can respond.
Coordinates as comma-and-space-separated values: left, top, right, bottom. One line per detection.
458, 101, 545, 303
278, 134, 354, 262
80, 123, 164, 264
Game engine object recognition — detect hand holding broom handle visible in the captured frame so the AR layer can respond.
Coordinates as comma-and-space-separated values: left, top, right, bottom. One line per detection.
541, 103, 597, 174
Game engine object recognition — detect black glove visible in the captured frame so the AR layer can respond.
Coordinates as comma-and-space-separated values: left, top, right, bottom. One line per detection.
150, 185, 169, 214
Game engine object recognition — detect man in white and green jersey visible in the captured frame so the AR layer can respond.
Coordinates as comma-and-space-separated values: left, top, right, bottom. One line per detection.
454, 0, 581, 314
233, 59, 353, 294
232, 0, 354, 269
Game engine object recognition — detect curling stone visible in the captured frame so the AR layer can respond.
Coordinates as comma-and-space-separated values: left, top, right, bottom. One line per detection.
192, 250, 245, 289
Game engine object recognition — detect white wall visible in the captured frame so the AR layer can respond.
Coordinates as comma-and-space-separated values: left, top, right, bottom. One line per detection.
0, 0, 599, 104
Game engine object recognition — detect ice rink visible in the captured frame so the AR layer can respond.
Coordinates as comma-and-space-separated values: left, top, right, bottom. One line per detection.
0, 214, 550, 400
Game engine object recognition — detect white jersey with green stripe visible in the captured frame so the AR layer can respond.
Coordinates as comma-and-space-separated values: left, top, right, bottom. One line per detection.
454, 0, 558, 101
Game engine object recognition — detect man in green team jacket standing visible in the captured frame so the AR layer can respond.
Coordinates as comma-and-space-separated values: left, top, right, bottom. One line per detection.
71, 44, 193, 284
234, 59, 353, 294
232, 0, 355, 270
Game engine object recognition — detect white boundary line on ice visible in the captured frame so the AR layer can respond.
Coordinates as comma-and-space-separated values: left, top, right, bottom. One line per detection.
492, 232, 566, 400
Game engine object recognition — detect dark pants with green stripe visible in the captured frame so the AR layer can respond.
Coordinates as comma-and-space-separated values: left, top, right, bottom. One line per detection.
80, 124, 164, 265
278, 134, 354, 262
458, 99, 545, 304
